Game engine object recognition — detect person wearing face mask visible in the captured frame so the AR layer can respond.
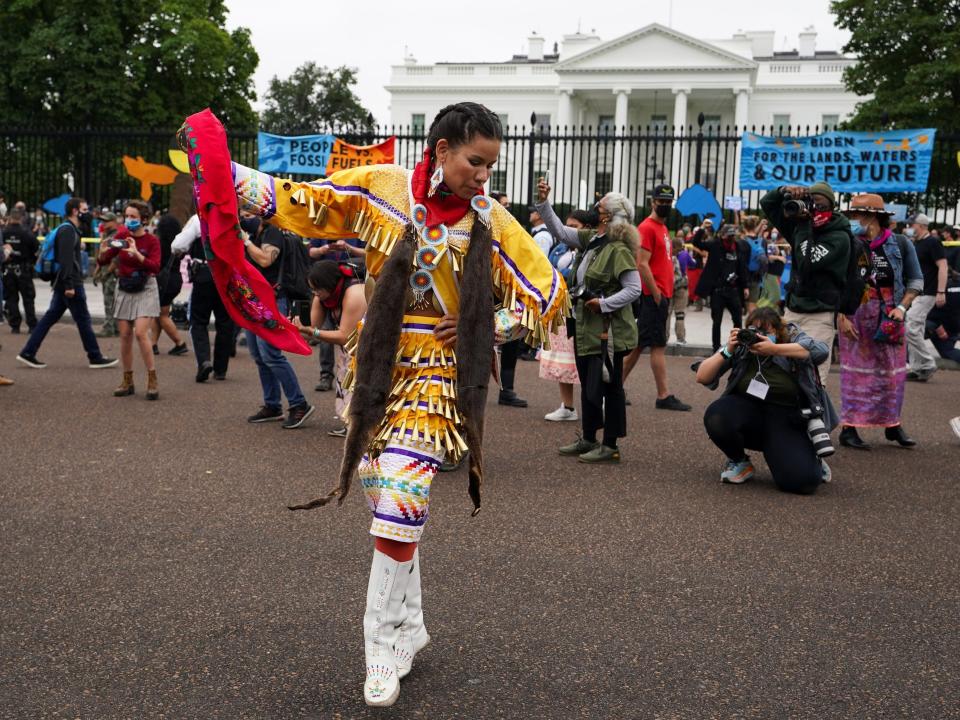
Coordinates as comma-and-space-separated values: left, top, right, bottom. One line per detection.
93, 211, 122, 337
836, 194, 923, 450
17, 197, 117, 370
623, 184, 691, 411
904, 213, 948, 382
97, 200, 162, 399
239, 210, 315, 430
760, 182, 851, 382
536, 179, 641, 463
693, 222, 750, 352
696, 307, 836, 493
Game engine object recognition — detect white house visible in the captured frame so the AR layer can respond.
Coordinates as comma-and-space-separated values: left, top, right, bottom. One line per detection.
386, 23, 861, 206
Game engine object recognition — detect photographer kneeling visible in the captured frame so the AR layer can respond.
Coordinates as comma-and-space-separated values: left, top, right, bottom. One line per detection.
695, 308, 838, 494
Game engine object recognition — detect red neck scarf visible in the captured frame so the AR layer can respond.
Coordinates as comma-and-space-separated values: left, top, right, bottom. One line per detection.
410, 148, 477, 227
320, 265, 359, 310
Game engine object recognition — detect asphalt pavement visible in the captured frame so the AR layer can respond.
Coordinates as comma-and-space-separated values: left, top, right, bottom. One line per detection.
1, 323, 958, 719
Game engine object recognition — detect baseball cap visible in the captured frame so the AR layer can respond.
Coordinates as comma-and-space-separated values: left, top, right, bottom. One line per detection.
702, 218, 714, 227
720, 224, 737, 238
911, 213, 931, 226
100, 211, 118, 222
651, 184, 675, 201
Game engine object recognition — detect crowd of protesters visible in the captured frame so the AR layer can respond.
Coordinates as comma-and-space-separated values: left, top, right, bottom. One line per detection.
2, 179, 959, 485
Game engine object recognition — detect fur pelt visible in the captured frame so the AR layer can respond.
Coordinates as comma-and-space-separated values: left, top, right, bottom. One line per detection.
606, 220, 639, 254
455, 219, 495, 515
288, 225, 417, 511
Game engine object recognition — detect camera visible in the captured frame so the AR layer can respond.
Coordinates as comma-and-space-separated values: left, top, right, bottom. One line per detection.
782, 191, 811, 219
800, 408, 835, 457
109, 239, 126, 250
736, 326, 762, 346
572, 286, 598, 303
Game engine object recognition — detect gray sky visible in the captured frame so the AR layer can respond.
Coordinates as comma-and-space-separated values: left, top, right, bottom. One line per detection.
224, 0, 851, 126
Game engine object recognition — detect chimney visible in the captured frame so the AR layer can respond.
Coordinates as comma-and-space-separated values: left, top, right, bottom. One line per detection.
746, 30, 775, 58
528, 33, 545, 62
798, 26, 816, 57
559, 30, 602, 59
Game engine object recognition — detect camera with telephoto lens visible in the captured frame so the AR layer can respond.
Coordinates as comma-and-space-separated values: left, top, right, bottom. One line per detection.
782, 191, 812, 219
800, 408, 835, 457
736, 326, 762, 346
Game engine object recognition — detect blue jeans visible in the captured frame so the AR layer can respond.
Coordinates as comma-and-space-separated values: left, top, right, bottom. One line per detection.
245, 295, 306, 410
21, 284, 105, 360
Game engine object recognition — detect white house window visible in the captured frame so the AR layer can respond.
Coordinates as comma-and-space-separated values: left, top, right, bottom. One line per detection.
702, 114, 722, 132
535, 113, 551, 138
489, 170, 507, 193
772, 114, 791, 133
821, 114, 840, 131
497, 113, 509, 131
650, 114, 668, 132
598, 115, 615, 135
411, 113, 425, 134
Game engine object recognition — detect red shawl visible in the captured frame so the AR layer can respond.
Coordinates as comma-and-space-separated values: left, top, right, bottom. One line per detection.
179, 110, 310, 355
410, 147, 478, 227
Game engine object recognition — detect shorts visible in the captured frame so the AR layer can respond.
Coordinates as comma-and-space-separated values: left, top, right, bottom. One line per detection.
747, 280, 762, 304
637, 294, 670, 348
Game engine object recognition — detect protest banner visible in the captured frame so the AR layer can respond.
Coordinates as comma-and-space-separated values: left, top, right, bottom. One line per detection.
257, 132, 395, 175
740, 129, 936, 192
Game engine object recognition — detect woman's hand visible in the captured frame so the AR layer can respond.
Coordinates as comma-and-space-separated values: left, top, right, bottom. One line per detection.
434, 313, 458, 346
585, 297, 602, 314
839, 314, 859, 341
888, 306, 905, 322
536, 177, 550, 203
748, 336, 778, 356
725, 328, 740, 355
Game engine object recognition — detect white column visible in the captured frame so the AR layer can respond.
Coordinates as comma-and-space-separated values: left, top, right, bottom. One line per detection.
612, 88, 631, 190
733, 89, 751, 195
671, 88, 690, 190
555, 89, 573, 202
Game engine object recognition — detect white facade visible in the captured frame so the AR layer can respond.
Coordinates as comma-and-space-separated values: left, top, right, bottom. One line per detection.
385, 23, 861, 204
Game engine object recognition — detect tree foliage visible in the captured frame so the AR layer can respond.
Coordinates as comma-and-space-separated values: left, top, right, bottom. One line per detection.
0, 0, 258, 130
832, 0, 960, 132
260, 63, 373, 134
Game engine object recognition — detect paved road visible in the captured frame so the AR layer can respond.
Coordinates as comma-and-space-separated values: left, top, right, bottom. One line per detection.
1, 325, 958, 719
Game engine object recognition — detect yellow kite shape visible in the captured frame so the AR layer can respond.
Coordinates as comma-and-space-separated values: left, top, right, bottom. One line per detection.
123, 155, 180, 201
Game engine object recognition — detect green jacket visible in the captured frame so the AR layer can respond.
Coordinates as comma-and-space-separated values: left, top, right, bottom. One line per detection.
571, 225, 639, 356
760, 188, 851, 313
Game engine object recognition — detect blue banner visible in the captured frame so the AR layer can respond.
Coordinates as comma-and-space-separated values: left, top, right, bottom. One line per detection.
257, 132, 337, 174
739, 129, 936, 192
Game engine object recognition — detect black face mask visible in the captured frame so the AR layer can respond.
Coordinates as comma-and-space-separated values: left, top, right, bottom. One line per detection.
654, 204, 672, 219
78, 211, 92, 224
239, 216, 261, 236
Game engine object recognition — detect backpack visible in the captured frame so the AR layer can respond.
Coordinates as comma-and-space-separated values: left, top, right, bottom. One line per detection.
35, 222, 72, 281
835, 231, 872, 316
746, 236, 765, 273
275, 230, 311, 302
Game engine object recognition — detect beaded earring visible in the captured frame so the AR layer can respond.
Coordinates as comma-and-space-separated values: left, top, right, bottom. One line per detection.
428, 164, 444, 198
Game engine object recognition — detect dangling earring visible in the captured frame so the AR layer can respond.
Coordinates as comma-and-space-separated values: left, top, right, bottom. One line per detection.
428, 164, 444, 198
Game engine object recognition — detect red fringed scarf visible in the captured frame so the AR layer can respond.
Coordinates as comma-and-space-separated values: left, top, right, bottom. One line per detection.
410, 147, 479, 227
179, 109, 310, 355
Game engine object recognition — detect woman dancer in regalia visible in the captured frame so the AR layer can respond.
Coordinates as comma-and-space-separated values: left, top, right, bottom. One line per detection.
180, 103, 568, 706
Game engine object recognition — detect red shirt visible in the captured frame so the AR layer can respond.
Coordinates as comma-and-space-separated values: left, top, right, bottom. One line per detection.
97, 230, 162, 278
638, 216, 674, 298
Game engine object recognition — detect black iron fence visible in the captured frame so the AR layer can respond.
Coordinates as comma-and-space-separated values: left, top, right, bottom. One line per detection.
3, 117, 958, 227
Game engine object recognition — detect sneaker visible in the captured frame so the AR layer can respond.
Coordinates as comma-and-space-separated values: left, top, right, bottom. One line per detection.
906, 369, 934, 382
16, 353, 46, 369
950, 416, 960, 440
675, 339, 686, 345
88, 357, 119, 369
96, 327, 117, 338
195, 361, 214, 383
544, 405, 578, 422
821, 460, 832, 484
282, 403, 315, 429
720, 457, 754, 484
327, 426, 348, 438
578, 445, 621, 464
214, 372, 226, 381
168, 343, 189, 356
655, 394, 692, 411
247, 405, 284, 423
559, 436, 600, 456
315, 375, 334, 392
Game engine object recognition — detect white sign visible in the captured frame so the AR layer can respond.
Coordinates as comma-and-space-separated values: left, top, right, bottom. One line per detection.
884, 203, 909, 222
724, 195, 745, 211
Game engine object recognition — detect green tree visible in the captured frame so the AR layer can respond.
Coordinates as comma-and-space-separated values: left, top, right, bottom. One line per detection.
260, 63, 373, 134
0, 0, 258, 130
832, 0, 960, 132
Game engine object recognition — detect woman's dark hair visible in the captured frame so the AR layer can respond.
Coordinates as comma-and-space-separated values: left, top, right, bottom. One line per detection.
566, 209, 595, 228
308, 259, 343, 292
426, 102, 503, 151
744, 307, 789, 343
